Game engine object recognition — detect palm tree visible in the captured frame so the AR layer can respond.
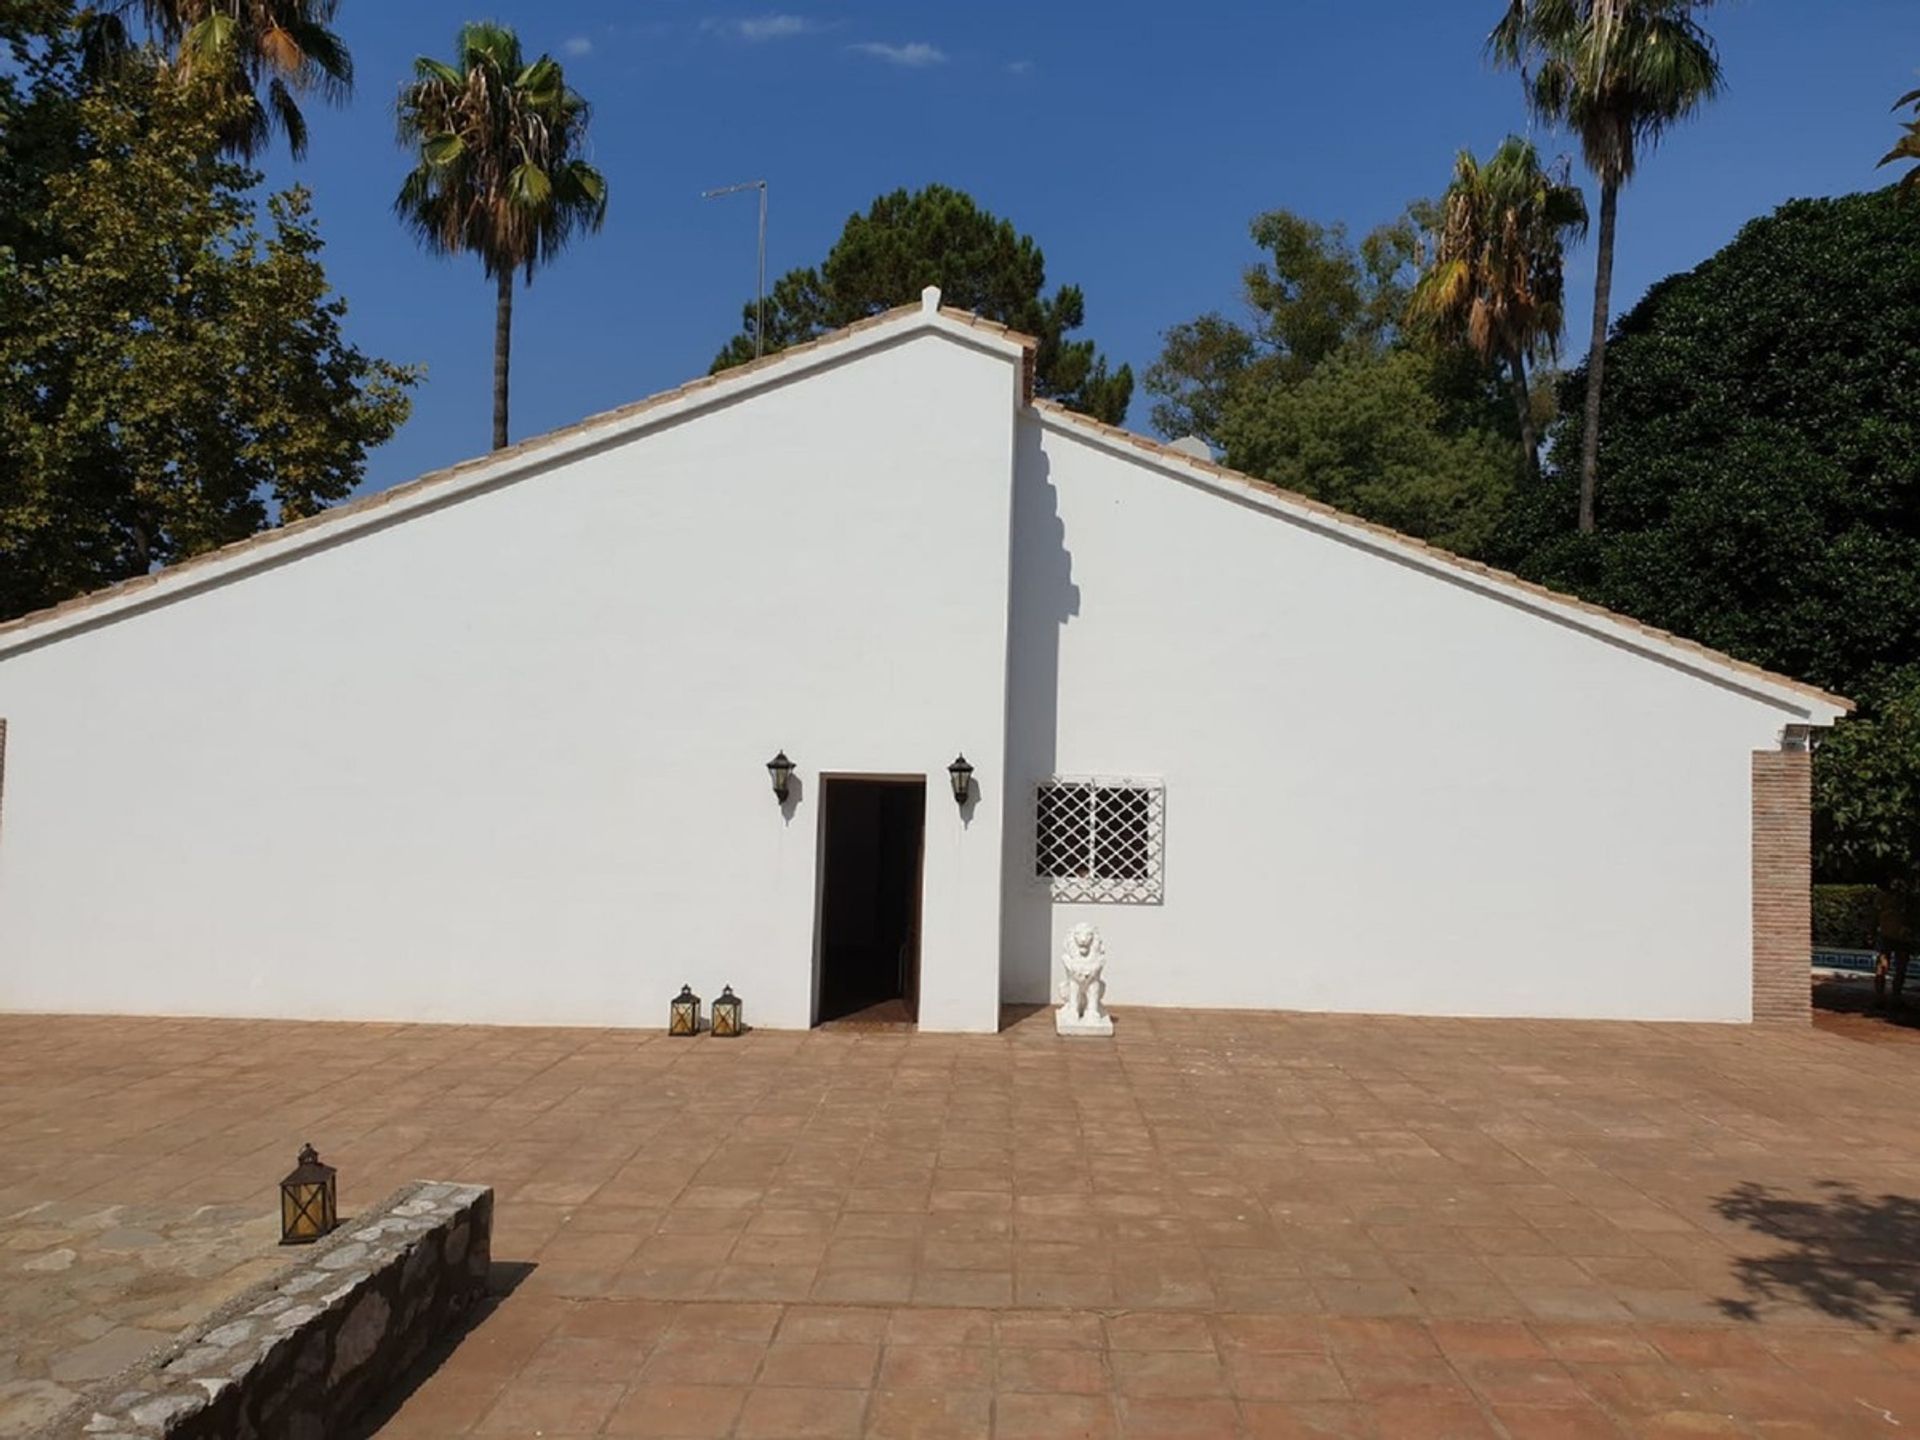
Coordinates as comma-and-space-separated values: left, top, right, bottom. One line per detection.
1491, 0, 1722, 532
1881, 86, 1920, 196
396, 23, 607, 451
81, 0, 352, 158
1410, 138, 1588, 481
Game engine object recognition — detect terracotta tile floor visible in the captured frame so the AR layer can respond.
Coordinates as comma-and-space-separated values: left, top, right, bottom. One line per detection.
5, 1006, 1920, 1436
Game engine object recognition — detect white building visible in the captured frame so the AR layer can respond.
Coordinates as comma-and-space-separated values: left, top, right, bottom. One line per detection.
0, 291, 1849, 1033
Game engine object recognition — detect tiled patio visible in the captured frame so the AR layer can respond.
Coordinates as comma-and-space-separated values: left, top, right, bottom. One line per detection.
5, 1006, 1920, 1436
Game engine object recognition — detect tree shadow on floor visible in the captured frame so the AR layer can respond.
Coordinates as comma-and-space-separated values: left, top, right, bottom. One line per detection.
342, 1258, 535, 1438
1813, 976, 1920, 1040
1714, 1181, 1920, 1332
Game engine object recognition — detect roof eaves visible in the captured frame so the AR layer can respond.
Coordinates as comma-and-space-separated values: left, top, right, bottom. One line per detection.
1030, 399, 1853, 719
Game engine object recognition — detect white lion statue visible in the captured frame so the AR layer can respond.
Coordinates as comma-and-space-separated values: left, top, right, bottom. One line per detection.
1056, 923, 1113, 1035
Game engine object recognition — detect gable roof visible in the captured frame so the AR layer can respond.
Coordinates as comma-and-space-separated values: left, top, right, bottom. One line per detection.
0, 289, 1034, 656
0, 291, 1854, 720
1032, 400, 1851, 721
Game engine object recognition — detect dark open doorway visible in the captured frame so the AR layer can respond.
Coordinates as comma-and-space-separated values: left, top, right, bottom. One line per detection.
816, 777, 926, 1025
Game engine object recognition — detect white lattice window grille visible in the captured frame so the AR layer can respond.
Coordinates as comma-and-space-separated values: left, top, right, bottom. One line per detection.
1035, 778, 1164, 904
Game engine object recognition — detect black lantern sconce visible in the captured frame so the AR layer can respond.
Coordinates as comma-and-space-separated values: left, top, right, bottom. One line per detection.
711, 985, 744, 1038
669, 984, 702, 1036
279, 1144, 337, 1245
767, 750, 795, 804
947, 754, 974, 807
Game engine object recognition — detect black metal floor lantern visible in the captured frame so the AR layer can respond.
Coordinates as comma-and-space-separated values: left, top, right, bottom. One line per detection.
279, 1144, 337, 1245
948, 754, 974, 806
670, 984, 702, 1036
711, 986, 744, 1038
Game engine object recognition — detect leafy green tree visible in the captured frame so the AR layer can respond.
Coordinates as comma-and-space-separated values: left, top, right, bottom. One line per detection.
1, 1, 85, 265
1492, 0, 1723, 534
0, 55, 414, 621
397, 22, 607, 451
1818, 667, 1920, 955
1147, 204, 1518, 554
1882, 84, 1920, 197
1218, 346, 1516, 558
1145, 208, 1425, 446
711, 184, 1133, 425
1410, 137, 1588, 480
80, 0, 352, 158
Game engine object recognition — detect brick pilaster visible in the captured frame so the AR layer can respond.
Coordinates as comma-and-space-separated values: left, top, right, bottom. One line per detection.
1752, 747, 1812, 1024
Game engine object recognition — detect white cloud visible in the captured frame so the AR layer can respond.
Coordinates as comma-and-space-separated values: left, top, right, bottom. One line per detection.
560, 35, 593, 58
850, 40, 946, 67
1005, 59, 1034, 76
734, 13, 813, 41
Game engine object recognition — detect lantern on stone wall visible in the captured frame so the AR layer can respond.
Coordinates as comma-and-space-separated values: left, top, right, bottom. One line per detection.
279, 1144, 337, 1245
669, 984, 702, 1036
711, 986, 744, 1038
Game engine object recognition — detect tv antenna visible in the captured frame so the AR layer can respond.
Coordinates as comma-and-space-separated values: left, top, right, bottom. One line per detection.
701, 179, 768, 357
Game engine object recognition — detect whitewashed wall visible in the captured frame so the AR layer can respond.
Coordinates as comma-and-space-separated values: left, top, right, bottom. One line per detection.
1001, 415, 1824, 1023
0, 328, 1019, 1032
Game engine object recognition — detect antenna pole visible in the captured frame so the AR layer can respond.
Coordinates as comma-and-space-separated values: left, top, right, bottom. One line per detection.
702, 179, 770, 358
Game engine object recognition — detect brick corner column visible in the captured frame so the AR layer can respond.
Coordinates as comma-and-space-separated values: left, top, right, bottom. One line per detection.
1752, 747, 1812, 1025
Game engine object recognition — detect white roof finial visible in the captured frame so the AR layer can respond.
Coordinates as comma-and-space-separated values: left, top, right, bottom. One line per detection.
921, 284, 941, 314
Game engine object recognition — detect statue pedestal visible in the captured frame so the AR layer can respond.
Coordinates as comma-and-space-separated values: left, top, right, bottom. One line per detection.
1055, 1005, 1114, 1037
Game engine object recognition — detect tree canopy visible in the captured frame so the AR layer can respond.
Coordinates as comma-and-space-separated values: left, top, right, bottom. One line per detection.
711, 184, 1133, 425
0, 17, 414, 621
1818, 666, 1920, 901
1498, 188, 1920, 699
1145, 209, 1424, 447
1219, 344, 1517, 557
1146, 204, 1523, 554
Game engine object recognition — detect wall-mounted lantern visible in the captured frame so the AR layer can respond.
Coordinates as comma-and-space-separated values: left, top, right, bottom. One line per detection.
948, 754, 974, 807
711, 986, 744, 1038
279, 1144, 337, 1245
767, 750, 795, 803
669, 984, 702, 1036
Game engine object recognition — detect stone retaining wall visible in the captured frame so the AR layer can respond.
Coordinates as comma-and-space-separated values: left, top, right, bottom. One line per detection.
50, 1181, 492, 1440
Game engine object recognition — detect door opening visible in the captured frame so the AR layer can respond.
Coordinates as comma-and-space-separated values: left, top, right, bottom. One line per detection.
815, 777, 926, 1025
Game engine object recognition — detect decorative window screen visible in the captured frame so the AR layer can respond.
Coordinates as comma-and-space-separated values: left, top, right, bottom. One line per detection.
1035, 778, 1164, 904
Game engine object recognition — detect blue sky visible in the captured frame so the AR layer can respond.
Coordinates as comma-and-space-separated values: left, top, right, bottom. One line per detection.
254, 1, 1920, 494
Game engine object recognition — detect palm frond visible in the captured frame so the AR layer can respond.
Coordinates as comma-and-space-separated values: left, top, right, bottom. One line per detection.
1491, 0, 1722, 183
395, 24, 607, 283
266, 72, 308, 159
1410, 131, 1586, 367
